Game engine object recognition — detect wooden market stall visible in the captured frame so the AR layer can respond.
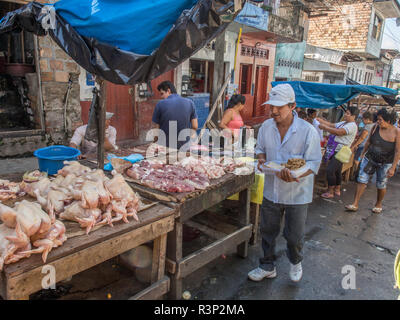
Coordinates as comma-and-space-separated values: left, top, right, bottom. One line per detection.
118, 166, 254, 300
0, 171, 177, 300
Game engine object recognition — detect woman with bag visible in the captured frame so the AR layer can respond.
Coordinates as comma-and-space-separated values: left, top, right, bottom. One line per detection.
317, 107, 359, 198
345, 108, 400, 213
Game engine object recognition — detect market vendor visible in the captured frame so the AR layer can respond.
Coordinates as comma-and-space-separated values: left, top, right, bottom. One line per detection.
69, 112, 117, 157
152, 81, 198, 150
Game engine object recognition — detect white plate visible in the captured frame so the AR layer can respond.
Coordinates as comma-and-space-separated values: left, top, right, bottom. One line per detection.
261, 161, 308, 178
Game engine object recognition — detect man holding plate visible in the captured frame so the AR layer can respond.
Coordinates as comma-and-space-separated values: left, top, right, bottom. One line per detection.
248, 84, 322, 283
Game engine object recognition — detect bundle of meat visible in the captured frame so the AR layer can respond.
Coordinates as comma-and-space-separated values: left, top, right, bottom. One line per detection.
126, 160, 210, 193
22, 161, 140, 234
0, 179, 24, 201
0, 200, 66, 270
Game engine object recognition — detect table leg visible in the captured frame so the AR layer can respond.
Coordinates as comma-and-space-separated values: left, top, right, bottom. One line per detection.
167, 221, 183, 300
237, 187, 250, 258
151, 233, 167, 283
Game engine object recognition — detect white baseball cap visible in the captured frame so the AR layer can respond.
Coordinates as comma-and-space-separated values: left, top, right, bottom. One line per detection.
106, 112, 114, 120
262, 83, 295, 107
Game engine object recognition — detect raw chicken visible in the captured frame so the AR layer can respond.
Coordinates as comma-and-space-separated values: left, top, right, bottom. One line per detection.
0, 179, 22, 201
58, 161, 91, 177
0, 202, 18, 228
60, 201, 102, 234
104, 174, 139, 223
20, 220, 67, 263
0, 223, 31, 271
14, 200, 52, 239
35, 189, 70, 222
21, 177, 51, 198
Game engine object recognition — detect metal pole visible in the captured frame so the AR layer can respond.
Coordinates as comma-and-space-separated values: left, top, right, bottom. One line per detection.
97, 79, 106, 169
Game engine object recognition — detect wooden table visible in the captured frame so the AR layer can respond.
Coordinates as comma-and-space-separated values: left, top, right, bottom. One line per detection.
0, 202, 176, 300
125, 172, 255, 300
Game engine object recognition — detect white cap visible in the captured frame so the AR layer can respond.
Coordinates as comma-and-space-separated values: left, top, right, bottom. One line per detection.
106, 112, 114, 120
262, 83, 295, 107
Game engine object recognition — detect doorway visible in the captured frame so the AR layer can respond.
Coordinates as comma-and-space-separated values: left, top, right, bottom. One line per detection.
253, 65, 269, 117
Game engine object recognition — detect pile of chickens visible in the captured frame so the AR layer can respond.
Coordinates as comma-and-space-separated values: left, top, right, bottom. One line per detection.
22, 161, 140, 235
0, 161, 140, 270
0, 200, 66, 270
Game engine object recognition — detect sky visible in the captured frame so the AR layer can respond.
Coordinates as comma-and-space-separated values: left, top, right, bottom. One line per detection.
382, 18, 400, 77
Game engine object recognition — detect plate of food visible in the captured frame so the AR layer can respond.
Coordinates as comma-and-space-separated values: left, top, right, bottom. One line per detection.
262, 158, 308, 178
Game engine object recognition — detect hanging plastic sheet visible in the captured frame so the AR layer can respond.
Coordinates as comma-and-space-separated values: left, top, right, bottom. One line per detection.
271, 81, 398, 109
0, 0, 238, 85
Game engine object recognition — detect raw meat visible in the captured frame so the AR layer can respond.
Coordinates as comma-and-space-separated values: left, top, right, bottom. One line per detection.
57, 161, 91, 177
0, 179, 22, 201
20, 220, 67, 262
104, 174, 139, 223
14, 200, 52, 239
0, 223, 31, 271
60, 201, 102, 234
0, 202, 18, 228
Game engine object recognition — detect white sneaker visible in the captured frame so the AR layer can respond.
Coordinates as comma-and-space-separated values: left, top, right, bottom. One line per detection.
289, 262, 303, 282
248, 267, 277, 281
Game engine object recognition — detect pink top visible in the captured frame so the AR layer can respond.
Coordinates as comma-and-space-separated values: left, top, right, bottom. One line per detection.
227, 112, 244, 131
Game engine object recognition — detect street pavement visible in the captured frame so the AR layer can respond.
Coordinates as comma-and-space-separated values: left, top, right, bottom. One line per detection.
183, 173, 400, 300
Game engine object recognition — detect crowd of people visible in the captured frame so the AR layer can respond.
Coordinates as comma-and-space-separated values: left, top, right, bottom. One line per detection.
66, 81, 398, 285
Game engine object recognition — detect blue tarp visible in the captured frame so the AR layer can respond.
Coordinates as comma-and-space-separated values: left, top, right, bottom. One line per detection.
0, 1, 237, 85
54, 0, 198, 56
271, 81, 398, 109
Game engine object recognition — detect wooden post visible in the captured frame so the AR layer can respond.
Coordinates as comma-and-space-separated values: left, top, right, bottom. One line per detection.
97, 80, 106, 169
167, 221, 183, 300
211, 32, 225, 126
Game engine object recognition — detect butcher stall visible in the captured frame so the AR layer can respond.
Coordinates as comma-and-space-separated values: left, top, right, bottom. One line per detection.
82, 146, 256, 300
0, 164, 176, 300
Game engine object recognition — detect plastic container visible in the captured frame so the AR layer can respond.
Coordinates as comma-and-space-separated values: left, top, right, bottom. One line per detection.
34, 145, 81, 175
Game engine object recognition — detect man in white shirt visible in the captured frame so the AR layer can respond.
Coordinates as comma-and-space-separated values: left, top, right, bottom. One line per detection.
69, 112, 117, 157
248, 84, 322, 283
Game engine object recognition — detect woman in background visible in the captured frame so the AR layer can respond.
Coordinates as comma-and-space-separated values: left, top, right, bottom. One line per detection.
345, 108, 400, 214
219, 94, 248, 143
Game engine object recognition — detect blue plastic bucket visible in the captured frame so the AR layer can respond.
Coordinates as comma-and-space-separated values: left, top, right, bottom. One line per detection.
34, 145, 81, 175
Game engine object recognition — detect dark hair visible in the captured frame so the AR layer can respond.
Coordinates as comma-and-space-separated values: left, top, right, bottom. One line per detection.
376, 108, 397, 124
227, 94, 246, 109
362, 111, 373, 121
347, 106, 359, 118
298, 110, 307, 120
307, 108, 317, 116
157, 81, 177, 94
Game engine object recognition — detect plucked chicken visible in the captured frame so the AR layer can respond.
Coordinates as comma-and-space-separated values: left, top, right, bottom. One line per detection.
0, 223, 31, 271
19, 220, 67, 263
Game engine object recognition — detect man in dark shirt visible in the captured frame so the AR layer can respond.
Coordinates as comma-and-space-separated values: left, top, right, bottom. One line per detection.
152, 81, 198, 149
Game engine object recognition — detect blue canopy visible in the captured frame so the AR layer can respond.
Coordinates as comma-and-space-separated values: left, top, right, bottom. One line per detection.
271, 81, 398, 109
0, 1, 237, 85
54, 0, 198, 56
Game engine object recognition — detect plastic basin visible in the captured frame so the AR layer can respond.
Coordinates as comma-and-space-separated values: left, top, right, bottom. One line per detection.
34, 145, 81, 175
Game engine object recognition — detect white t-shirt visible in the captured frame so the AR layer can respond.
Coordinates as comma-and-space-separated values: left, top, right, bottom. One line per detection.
312, 118, 324, 141
334, 121, 358, 151
70, 124, 117, 154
